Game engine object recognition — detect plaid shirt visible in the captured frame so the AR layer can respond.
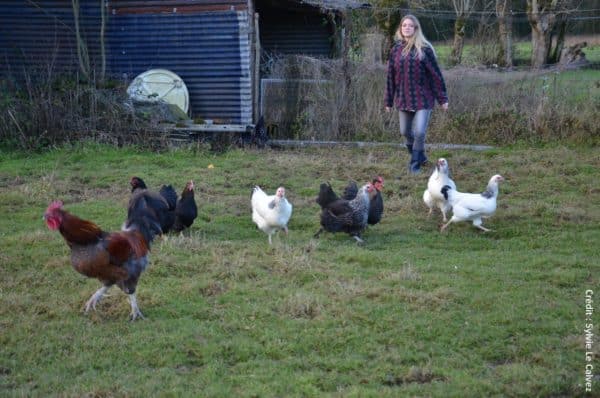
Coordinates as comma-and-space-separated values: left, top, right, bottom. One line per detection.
385, 42, 448, 111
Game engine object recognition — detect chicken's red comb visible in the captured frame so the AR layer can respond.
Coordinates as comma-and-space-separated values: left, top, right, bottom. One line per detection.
47, 200, 64, 211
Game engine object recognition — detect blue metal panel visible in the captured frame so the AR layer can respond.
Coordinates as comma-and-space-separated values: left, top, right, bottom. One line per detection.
259, 12, 333, 57
107, 11, 252, 124
0, 0, 102, 77
0, 1, 252, 125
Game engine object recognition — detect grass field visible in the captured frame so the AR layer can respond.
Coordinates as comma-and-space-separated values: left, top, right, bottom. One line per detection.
1, 143, 599, 396
435, 36, 600, 67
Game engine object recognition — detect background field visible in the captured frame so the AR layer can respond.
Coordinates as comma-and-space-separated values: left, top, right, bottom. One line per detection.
434, 36, 600, 67
1, 143, 598, 396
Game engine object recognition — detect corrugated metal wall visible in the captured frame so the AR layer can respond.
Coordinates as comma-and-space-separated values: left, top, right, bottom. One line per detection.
107, 9, 252, 124
0, 1, 340, 125
0, 0, 102, 77
259, 11, 334, 58
0, 0, 252, 125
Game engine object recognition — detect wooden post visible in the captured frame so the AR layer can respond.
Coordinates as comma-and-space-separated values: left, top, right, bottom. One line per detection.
254, 12, 261, 123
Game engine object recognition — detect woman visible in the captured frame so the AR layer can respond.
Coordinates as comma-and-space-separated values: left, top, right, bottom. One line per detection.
385, 14, 448, 174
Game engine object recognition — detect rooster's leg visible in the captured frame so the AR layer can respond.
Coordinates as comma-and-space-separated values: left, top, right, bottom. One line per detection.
84, 286, 110, 313
268, 234, 273, 245
473, 218, 491, 232
313, 228, 323, 238
352, 235, 365, 244
128, 293, 144, 321
441, 210, 448, 222
440, 220, 452, 232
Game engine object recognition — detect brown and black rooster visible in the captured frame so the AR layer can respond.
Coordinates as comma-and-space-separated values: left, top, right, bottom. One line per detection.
44, 197, 163, 320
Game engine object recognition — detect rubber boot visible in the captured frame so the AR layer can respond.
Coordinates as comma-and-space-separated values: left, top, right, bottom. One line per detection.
409, 150, 422, 174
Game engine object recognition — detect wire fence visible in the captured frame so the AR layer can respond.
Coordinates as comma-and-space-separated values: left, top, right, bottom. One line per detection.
362, 6, 599, 42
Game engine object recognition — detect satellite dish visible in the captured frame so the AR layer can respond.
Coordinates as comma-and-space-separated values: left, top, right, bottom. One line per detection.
127, 69, 189, 113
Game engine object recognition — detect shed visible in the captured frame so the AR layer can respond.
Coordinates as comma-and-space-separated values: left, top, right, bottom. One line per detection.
0, 0, 367, 129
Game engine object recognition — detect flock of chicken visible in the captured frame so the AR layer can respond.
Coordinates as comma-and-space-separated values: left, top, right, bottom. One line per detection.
44, 160, 503, 320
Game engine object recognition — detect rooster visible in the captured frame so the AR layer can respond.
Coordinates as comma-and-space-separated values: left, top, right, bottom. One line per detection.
315, 182, 376, 243
440, 174, 504, 232
342, 176, 384, 226
129, 176, 177, 234
423, 158, 456, 222
172, 180, 198, 233
251, 186, 293, 244
44, 199, 162, 320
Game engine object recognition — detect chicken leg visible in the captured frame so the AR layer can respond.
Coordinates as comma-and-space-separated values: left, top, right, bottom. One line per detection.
84, 285, 110, 313
128, 293, 144, 321
352, 235, 365, 244
473, 218, 491, 232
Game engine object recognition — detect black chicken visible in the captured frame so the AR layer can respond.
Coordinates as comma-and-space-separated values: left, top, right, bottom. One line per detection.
129, 176, 177, 234
342, 176, 384, 226
240, 115, 268, 148
172, 180, 198, 233
314, 182, 376, 243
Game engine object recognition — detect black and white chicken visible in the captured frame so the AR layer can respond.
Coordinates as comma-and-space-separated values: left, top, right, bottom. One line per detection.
440, 174, 504, 232
342, 176, 384, 226
423, 158, 456, 222
251, 186, 293, 244
315, 182, 376, 244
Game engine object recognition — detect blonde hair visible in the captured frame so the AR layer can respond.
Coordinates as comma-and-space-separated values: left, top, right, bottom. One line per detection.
394, 14, 435, 59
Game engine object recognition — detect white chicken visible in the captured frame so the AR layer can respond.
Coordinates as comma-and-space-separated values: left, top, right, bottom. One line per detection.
440, 174, 504, 232
423, 158, 456, 222
251, 186, 293, 244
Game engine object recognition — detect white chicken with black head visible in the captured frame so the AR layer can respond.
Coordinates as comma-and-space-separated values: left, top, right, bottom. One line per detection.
440, 174, 504, 232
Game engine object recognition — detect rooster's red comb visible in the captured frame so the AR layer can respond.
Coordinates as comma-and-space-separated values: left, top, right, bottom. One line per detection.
46, 200, 64, 212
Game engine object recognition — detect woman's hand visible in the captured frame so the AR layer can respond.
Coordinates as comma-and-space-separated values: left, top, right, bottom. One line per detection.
385, 106, 393, 113
441, 103, 449, 111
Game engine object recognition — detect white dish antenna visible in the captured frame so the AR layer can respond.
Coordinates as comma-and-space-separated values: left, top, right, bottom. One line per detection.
127, 69, 189, 114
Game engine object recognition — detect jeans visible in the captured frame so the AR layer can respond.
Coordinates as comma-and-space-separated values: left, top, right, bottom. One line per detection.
398, 109, 432, 151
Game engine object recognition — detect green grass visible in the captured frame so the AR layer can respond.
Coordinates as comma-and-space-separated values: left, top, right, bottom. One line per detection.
1, 143, 598, 396
435, 38, 600, 67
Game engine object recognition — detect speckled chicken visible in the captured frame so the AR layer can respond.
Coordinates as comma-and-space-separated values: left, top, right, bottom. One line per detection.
315, 182, 376, 244
342, 176, 384, 226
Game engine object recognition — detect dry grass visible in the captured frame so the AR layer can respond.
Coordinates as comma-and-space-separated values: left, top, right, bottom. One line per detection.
261, 54, 598, 146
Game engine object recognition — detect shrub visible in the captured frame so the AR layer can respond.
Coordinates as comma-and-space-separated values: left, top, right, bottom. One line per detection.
261, 56, 599, 145
0, 70, 163, 151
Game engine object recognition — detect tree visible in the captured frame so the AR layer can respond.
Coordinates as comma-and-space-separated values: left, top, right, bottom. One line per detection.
526, 0, 569, 68
449, 0, 475, 65
495, 0, 513, 67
